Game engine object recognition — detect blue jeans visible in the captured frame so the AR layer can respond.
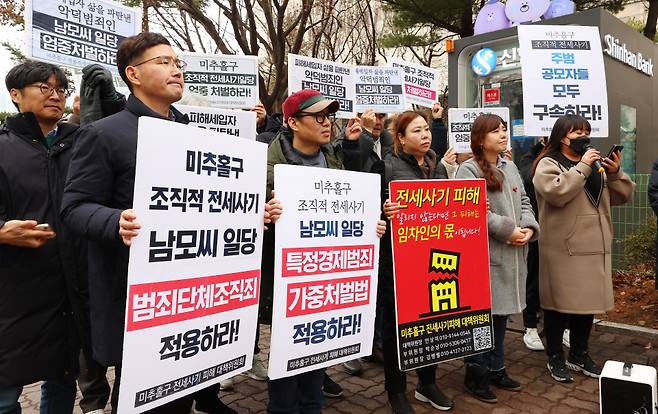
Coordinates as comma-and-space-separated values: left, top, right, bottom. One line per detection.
0, 376, 76, 414
464, 314, 508, 372
267, 369, 324, 414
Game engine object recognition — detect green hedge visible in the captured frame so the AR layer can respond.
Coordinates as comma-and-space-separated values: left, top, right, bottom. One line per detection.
620, 215, 657, 270
0, 112, 14, 124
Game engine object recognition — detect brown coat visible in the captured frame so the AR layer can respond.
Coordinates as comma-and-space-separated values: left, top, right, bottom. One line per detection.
533, 157, 634, 314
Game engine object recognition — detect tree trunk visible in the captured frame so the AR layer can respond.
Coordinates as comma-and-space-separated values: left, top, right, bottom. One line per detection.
142, 0, 150, 32
460, 0, 475, 37
644, 0, 658, 41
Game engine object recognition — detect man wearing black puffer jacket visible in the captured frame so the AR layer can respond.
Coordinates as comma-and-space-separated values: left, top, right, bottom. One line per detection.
0, 60, 123, 414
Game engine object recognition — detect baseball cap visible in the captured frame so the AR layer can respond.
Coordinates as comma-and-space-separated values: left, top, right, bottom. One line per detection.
282, 89, 340, 122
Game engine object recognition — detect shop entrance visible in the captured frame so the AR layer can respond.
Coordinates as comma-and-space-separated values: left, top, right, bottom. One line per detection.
481, 79, 537, 165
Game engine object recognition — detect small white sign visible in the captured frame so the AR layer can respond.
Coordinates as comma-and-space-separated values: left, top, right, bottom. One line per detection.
117, 117, 267, 412
180, 53, 259, 109
448, 107, 511, 154
287, 54, 356, 118
25, 0, 139, 73
518, 25, 609, 136
268, 165, 381, 380
389, 58, 439, 108
354, 66, 406, 113
175, 104, 257, 140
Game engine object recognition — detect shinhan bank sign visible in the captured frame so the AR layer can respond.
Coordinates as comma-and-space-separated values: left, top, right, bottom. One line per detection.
603, 34, 654, 77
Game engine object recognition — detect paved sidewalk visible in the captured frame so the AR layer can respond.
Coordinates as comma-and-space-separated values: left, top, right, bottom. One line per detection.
19, 314, 658, 413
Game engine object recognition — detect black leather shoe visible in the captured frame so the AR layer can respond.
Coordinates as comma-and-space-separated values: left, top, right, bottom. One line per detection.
388, 392, 415, 414
415, 383, 454, 411
464, 364, 497, 404
490, 368, 522, 391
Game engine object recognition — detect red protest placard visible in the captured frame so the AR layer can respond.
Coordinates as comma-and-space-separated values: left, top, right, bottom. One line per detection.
390, 178, 493, 371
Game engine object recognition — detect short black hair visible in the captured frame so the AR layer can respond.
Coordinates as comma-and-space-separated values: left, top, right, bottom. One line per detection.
116, 32, 171, 91
5, 60, 69, 109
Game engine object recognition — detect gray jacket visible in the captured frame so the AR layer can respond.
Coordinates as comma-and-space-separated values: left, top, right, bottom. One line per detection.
456, 157, 539, 315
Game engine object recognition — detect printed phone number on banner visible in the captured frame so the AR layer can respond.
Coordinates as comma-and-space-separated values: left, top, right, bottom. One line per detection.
400, 312, 491, 339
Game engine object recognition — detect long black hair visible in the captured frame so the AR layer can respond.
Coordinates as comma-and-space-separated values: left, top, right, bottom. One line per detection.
532, 115, 591, 174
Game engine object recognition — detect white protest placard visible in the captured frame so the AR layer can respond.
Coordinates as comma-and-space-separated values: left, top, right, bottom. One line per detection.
268, 165, 380, 379
354, 66, 406, 113
518, 25, 609, 136
117, 117, 267, 412
25, 0, 139, 74
175, 104, 257, 140
448, 107, 510, 154
180, 53, 259, 109
389, 58, 439, 108
287, 54, 356, 118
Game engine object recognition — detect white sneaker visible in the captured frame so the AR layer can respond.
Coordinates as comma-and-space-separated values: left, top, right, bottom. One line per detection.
523, 328, 545, 351
84, 410, 105, 414
219, 376, 234, 391
244, 354, 268, 381
563, 329, 571, 348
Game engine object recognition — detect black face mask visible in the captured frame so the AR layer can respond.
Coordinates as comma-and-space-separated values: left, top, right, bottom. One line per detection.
567, 136, 591, 155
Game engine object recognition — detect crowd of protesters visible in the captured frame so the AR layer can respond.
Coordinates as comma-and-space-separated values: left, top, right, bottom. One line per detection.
0, 30, 638, 414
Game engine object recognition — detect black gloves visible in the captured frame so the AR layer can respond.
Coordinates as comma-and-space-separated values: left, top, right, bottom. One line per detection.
81, 64, 117, 100
80, 64, 126, 125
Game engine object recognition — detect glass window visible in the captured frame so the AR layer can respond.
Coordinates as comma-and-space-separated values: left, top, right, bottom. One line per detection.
619, 105, 636, 174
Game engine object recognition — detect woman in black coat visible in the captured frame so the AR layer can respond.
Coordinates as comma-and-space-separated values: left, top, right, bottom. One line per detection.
373, 111, 452, 414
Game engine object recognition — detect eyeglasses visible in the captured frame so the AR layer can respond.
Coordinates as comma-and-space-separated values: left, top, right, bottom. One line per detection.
297, 111, 336, 124
27, 83, 71, 98
132, 55, 187, 71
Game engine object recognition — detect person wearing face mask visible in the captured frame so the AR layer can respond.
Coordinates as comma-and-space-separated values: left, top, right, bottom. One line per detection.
455, 114, 539, 404
532, 115, 634, 383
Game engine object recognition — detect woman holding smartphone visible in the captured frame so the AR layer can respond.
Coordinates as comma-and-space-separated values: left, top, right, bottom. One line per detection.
532, 115, 634, 383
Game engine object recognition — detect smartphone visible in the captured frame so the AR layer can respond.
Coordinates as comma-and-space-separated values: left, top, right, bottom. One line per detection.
606, 144, 623, 159
35, 223, 53, 231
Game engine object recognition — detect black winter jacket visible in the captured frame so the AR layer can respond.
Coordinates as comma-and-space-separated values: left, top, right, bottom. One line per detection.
0, 113, 90, 386
372, 150, 448, 297
61, 95, 189, 366
256, 113, 284, 144
518, 141, 545, 217
336, 129, 393, 174
430, 119, 448, 160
